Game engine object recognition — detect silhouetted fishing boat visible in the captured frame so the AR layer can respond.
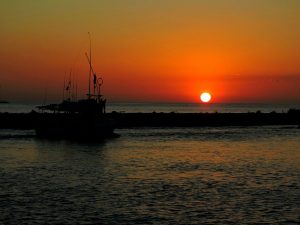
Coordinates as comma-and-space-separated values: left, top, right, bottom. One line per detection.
35, 35, 116, 139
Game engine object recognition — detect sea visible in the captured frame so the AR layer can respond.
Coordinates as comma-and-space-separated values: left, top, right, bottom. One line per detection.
1, 102, 300, 113
0, 103, 300, 224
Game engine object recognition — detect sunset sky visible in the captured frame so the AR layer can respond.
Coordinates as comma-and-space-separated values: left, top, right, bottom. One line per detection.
1, 0, 300, 103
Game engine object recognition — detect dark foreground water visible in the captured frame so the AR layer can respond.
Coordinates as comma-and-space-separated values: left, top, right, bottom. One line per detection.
0, 126, 300, 224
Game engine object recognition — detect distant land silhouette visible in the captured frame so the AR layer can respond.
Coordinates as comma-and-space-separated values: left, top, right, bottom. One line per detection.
0, 86, 8, 104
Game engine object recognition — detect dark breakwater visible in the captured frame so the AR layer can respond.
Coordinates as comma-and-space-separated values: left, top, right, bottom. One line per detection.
109, 111, 300, 127
0, 110, 299, 130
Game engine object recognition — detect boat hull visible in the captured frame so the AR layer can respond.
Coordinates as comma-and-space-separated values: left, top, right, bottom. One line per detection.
35, 114, 116, 139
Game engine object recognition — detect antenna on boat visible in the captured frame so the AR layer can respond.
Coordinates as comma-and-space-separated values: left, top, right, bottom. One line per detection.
63, 72, 66, 100
85, 52, 101, 96
75, 83, 78, 101
88, 32, 92, 99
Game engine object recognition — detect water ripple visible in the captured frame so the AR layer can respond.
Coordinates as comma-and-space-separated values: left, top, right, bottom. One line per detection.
0, 127, 299, 224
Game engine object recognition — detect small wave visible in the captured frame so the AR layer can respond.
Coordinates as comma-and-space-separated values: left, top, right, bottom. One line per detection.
120, 126, 300, 142
0, 134, 36, 139
0, 130, 36, 139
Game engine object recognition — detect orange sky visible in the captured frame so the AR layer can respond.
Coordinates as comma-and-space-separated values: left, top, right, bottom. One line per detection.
1, 0, 300, 103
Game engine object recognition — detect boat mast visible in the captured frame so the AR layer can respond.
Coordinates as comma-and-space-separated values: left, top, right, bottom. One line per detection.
88, 32, 92, 99
63, 72, 66, 100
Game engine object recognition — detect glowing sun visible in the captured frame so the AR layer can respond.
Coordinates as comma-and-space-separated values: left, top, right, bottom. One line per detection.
200, 92, 212, 103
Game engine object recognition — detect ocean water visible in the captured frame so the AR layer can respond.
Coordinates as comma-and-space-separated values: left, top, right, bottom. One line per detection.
0, 126, 300, 224
105, 102, 300, 113
1, 102, 300, 114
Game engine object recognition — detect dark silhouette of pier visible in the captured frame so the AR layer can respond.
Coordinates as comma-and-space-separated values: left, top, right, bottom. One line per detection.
0, 109, 299, 130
